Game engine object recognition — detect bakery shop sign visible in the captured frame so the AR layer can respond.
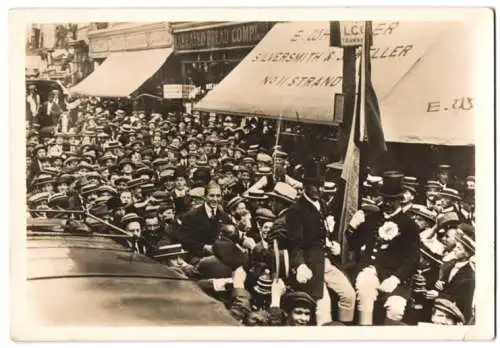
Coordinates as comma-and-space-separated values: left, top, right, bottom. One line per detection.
174, 22, 274, 51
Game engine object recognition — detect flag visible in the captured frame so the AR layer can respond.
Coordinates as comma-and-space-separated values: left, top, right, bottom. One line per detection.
357, 21, 387, 164
338, 21, 386, 263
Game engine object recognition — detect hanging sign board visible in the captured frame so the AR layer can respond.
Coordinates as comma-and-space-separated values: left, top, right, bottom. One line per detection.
163, 84, 196, 99
330, 21, 365, 47
340, 21, 366, 47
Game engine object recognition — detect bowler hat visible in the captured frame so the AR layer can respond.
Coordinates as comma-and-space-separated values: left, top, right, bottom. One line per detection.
380, 171, 404, 198
254, 208, 276, 222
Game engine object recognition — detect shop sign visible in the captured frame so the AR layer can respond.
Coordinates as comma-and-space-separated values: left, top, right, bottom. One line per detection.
163, 84, 196, 99
174, 22, 273, 51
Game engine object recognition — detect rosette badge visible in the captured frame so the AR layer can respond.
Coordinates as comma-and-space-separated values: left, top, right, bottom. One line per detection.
378, 221, 399, 241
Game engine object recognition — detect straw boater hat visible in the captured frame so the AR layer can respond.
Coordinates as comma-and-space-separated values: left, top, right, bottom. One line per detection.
33, 174, 54, 187
437, 164, 451, 172
154, 243, 188, 259
226, 195, 245, 212
320, 181, 337, 194
120, 213, 143, 226
28, 192, 50, 207
189, 187, 205, 200
409, 204, 437, 224
47, 193, 70, 210
255, 166, 273, 176
455, 228, 475, 255
242, 189, 269, 201
80, 183, 100, 196
266, 182, 297, 204
439, 188, 462, 201
403, 176, 419, 194
361, 197, 380, 213
253, 269, 273, 296
425, 180, 442, 192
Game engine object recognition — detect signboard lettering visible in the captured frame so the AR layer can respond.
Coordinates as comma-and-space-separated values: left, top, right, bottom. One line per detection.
174, 22, 273, 50
340, 21, 365, 46
164, 84, 195, 99
426, 97, 474, 112
261, 75, 342, 87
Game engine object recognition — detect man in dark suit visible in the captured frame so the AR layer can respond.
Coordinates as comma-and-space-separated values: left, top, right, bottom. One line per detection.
284, 160, 355, 325
347, 171, 420, 325
178, 182, 232, 264
39, 90, 66, 129
427, 224, 475, 322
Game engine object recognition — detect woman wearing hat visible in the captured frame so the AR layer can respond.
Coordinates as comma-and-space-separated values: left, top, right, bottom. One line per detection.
347, 170, 420, 325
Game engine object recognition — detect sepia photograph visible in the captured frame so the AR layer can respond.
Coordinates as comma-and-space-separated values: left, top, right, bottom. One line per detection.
9, 6, 495, 341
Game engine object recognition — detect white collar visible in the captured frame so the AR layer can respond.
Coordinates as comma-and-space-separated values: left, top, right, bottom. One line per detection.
303, 193, 320, 211
453, 261, 469, 269
205, 203, 217, 217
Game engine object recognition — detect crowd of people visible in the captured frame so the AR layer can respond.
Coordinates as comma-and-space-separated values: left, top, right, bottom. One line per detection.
26, 87, 476, 326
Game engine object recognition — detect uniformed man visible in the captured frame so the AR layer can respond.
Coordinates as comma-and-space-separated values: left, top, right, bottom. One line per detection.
347, 170, 419, 325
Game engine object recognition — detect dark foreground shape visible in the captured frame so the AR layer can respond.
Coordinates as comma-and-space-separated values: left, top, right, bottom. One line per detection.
26, 219, 240, 326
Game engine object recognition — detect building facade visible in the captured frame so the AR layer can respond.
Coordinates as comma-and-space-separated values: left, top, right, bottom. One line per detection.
171, 21, 275, 102
26, 23, 93, 86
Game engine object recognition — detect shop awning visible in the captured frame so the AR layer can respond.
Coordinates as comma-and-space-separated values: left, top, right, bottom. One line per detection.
196, 21, 482, 146
70, 48, 173, 98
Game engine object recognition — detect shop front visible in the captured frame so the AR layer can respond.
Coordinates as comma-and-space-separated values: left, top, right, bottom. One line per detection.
195, 21, 479, 163
171, 22, 276, 103
72, 22, 180, 114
